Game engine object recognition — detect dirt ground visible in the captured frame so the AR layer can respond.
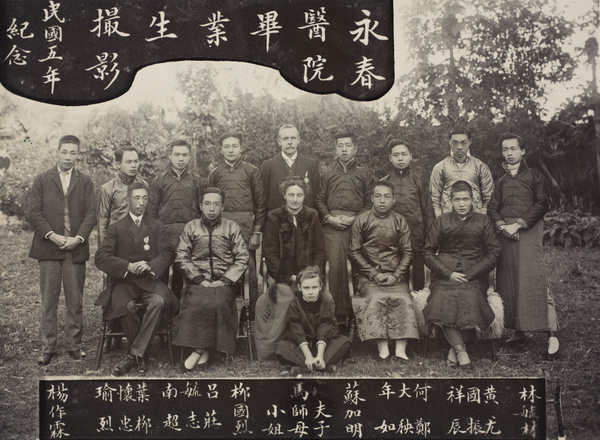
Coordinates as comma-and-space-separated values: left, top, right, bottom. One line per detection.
1, 228, 599, 439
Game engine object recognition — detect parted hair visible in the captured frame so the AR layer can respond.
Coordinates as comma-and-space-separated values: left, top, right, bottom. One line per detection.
115, 144, 139, 163
58, 135, 80, 150
127, 180, 148, 198
201, 186, 226, 203
169, 139, 191, 153
497, 132, 524, 150
387, 139, 412, 154
448, 125, 472, 140
279, 175, 308, 195
292, 265, 325, 297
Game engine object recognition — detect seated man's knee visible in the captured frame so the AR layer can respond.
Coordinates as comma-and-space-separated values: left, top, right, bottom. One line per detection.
146, 294, 165, 310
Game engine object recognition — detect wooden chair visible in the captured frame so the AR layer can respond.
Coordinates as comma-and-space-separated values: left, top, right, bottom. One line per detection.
94, 275, 175, 370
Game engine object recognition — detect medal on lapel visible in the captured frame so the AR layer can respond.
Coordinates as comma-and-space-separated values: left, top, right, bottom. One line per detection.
143, 236, 150, 251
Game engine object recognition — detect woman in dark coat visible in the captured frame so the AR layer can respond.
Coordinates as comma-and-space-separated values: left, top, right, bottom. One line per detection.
423, 181, 501, 367
254, 176, 328, 360
487, 133, 559, 360
276, 266, 350, 372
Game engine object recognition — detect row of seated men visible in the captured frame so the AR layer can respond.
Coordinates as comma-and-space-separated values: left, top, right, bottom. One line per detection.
29, 126, 559, 374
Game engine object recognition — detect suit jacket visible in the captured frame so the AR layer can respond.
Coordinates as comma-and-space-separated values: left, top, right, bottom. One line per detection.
260, 153, 320, 212
94, 214, 178, 321
27, 166, 96, 263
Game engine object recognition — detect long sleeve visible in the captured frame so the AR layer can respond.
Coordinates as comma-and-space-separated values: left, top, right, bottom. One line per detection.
315, 300, 337, 343
221, 225, 249, 283
175, 222, 203, 282
487, 179, 504, 227
74, 176, 96, 240
518, 171, 549, 228
97, 185, 112, 244
263, 213, 280, 278
429, 163, 444, 217
479, 163, 495, 210
146, 221, 175, 279
309, 160, 321, 201
361, 171, 375, 213
286, 299, 309, 346
94, 224, 130, 279
463, 217, 501, 281
250, 167, 268, 232
314, 174, 330, 219
146, 176, 161, 220
419, 176, 435, 237
392, 218, 412, 281
349, 217, 378, 280
27, 174, 53, 237
260, 161, 271, 212
423, 217, 455, 280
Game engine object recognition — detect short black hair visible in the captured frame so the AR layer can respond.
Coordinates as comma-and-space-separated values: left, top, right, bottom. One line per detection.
279, 175, 308, 195
334, 131, 356, 144
58, 135, 80, 151
219, 132, 243, 145
114, 145, 139, 163
387, 139, 412, 154
169, 139, 191, 153
448, 125, 472, 141
127, 180, 148, 198
372, 179, 395, 195
201, 186, 225, 203
497, 132, 524, 150
450, 180, 473, 198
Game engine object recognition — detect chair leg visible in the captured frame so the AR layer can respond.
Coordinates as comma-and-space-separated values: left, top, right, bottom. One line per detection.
167, 326, 175, 366
95, 321, 107, 370
490, 339, 497, 362
244, 305, 254, 361
347, 314, 356, 344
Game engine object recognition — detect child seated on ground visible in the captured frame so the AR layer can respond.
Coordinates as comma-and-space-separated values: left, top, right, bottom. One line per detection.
276, 266, 351, 374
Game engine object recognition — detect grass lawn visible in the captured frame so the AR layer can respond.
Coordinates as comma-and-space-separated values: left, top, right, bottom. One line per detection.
1, 227, 599, 439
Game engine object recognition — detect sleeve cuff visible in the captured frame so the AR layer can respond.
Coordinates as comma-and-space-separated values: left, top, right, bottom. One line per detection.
298, 341, 309, 349
495, 220, 507, 228
316, 341, 327, 348
516, 218, 529, 229
45, 231, 54, 239
191, 276, 204, 285
76, 235, 85, 243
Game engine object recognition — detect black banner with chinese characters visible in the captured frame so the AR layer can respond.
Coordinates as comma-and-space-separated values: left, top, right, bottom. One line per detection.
0, 0, 393, 104
40, 377, 546, 439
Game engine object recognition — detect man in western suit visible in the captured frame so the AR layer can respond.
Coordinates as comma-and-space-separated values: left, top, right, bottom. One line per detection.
260, 124, 320, 212
28, 135, 96, 366
95, 181, 179, 375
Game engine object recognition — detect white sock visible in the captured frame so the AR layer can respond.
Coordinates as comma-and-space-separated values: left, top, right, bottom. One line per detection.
376, 340, 389, 358
548, 336, 559, 354
395, 339, 408, 359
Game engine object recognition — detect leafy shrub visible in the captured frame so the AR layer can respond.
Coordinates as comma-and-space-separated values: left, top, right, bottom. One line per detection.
543, 210, 600, 248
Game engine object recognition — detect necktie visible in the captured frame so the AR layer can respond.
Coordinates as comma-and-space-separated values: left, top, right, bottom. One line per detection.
135, 219, 140, 228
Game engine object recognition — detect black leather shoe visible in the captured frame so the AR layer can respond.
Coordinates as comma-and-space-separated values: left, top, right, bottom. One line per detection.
136, 356, 147, 373
38, 353, 55, 366
68, 349, 87, 360
113, 355, 136, 376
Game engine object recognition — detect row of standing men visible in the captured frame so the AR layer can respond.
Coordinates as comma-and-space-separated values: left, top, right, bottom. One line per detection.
28, 124, 559, 371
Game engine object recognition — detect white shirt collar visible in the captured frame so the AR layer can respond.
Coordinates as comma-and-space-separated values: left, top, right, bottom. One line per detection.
57, 165, 73, 176
129, 212, 144, 223
282, 152, 298, 168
